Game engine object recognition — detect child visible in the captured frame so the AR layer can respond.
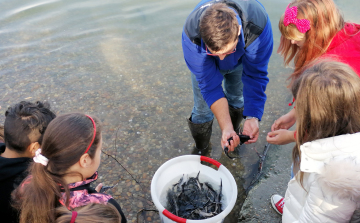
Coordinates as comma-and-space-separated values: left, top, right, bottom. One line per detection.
271, 60, 360, 222
12, 113, 127, 223
0, 101, 56, 223
267, 0, 360, 145
55, 203, 121, 223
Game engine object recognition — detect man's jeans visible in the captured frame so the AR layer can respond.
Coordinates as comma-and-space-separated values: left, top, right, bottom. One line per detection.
190, 64, 244, 124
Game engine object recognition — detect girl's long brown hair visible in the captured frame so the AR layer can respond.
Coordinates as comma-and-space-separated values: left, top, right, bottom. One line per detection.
56, 203, 121, 223
291, 60, 360, 185
278, 0, 344, 86
12, 113, 102, 223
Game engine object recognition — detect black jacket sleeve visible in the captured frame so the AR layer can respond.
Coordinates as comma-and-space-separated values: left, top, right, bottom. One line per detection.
108, 198, 127, 223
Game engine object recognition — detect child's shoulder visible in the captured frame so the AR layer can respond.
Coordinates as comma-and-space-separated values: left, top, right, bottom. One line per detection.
60, 188, 113, 209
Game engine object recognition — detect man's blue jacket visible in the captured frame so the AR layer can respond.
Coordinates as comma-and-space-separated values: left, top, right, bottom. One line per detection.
182, 0, 273, 120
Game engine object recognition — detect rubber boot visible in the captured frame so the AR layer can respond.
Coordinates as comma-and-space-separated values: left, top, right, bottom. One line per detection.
192, 142, 212, 157
187, 116, 213, 151
229, 106, 244, 133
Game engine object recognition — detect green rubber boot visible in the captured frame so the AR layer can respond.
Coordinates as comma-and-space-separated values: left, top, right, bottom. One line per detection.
187, 116, 213, 150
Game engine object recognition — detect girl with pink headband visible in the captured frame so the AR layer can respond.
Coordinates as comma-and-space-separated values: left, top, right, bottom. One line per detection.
267, 0, 360, 219
12, 113, 126, 223
267, 0, 360, 147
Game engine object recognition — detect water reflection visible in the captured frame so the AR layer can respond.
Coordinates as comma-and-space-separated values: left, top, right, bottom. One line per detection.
0, 0, 358, 222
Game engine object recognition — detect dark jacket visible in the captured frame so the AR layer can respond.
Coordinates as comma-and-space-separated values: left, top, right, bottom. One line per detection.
58, 172, 127, 223
0, 143, 31, 223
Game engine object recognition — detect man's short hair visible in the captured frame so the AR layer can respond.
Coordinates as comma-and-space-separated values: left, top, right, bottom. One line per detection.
4, 101, 56, 153
200, 3, 239, 52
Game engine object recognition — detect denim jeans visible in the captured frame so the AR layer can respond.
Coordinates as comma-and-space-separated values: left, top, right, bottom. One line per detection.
190, 64, 244, 124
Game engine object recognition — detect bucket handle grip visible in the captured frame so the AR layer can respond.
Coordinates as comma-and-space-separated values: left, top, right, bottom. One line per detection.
200, 156, 221, 168
163, 209, 187, 223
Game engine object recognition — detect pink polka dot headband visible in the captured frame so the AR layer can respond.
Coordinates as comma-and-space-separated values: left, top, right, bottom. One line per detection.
283, 4, 311, 33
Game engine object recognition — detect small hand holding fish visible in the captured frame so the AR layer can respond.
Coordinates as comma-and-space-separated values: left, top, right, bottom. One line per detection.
242, 118, 259, 144
95, 182, 119, 193
95, 183, 103, 192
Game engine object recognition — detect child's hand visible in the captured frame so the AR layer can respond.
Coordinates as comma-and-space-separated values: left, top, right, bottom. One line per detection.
95, 183, 103, 192
271, 109, 296, 131
267, 129, 295, 145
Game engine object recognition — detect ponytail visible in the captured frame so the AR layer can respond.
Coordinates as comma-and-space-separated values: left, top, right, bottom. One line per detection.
13, 162, 74, 223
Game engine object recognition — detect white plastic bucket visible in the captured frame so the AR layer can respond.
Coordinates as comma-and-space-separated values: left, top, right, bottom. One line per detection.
151, 155, 237, 223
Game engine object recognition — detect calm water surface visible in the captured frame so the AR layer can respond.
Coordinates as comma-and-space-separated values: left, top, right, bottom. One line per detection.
0, 0, 358, 222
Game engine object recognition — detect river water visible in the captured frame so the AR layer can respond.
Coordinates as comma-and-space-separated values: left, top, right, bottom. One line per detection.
0, 0, 358, 222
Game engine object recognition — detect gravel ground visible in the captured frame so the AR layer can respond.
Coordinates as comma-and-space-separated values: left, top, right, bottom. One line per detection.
238, 142, 294, 223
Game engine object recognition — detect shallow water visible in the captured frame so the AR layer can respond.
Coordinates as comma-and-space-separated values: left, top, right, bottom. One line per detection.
0, 0, 358, 222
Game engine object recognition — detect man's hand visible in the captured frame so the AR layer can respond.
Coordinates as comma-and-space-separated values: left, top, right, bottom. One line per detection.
267, 129, 295, 145
271, 108, 296, 131
221, 128, 240, 152
242, 118, 259, 144
210, 98, 241, 152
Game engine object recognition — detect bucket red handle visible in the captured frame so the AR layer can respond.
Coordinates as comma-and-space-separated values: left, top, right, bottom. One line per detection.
163, 209, 187, 223
200, 156, 221, 168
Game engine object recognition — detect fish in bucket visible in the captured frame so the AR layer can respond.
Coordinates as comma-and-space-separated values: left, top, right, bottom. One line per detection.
151, 155, 237, 223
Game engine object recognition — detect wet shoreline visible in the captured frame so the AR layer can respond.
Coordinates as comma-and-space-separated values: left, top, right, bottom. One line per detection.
1, 0, 359, 222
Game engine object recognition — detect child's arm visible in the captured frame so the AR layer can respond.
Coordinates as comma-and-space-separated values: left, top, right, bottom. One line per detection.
266, 129, 295, 145
271, 108, 296, 132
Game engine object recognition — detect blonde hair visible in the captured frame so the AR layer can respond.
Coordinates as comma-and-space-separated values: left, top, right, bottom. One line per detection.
56, 203, 121, 223
291, 60, 360, 185
0, 125, 4, 143
278, 0, 344, 86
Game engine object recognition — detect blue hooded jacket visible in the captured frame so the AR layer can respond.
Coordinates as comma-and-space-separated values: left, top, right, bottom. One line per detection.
182, 0, 273, 120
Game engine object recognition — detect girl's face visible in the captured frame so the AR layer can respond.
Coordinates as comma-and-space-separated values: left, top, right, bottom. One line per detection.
88, 134, 102, 177
63, 133, 103, 183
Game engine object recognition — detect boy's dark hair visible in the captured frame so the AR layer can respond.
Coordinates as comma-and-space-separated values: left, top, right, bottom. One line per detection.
200, 3, 239, 52
4, 101, 56, 153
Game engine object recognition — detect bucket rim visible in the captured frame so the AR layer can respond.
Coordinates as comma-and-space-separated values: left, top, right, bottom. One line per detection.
150, 155, 238, 223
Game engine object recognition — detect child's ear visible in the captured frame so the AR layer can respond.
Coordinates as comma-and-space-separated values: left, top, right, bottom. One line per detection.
79, 153, 93, 168
28, 142, 40, 157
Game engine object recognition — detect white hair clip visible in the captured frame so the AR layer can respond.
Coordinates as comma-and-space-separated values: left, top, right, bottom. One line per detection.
33, 148, 49, 166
